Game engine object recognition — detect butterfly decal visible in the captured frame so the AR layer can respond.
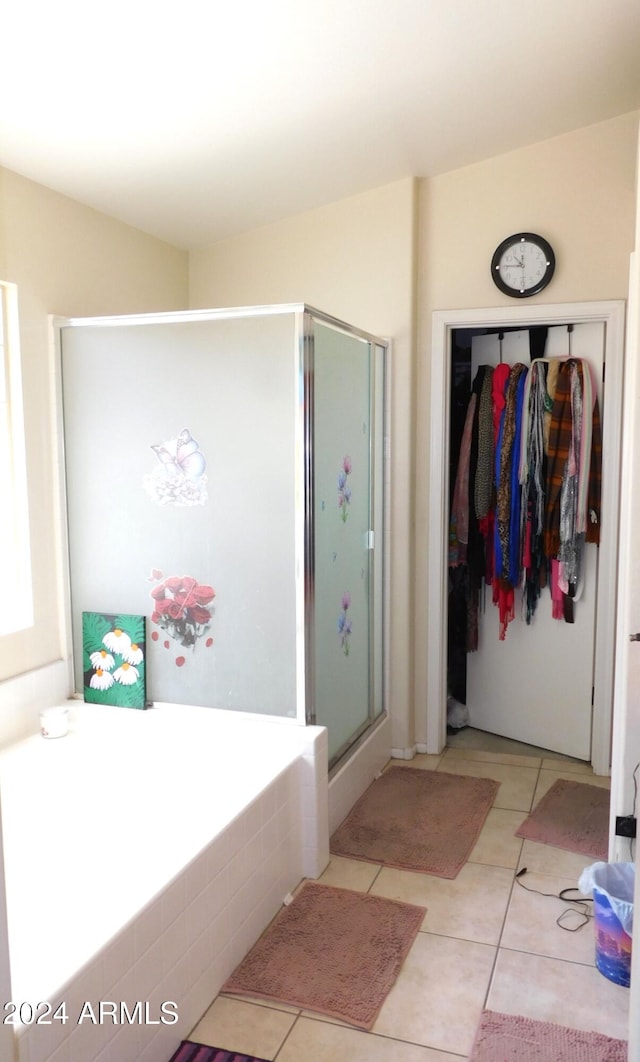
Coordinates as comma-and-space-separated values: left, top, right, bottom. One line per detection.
151, 428, 206, 480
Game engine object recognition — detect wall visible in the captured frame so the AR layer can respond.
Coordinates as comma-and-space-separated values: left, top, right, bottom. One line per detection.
2, 112, 637, 759
0, 168, 188, 729
611, 123, 640, 1062
414, 111, 639, 750
190, 178, 418, 753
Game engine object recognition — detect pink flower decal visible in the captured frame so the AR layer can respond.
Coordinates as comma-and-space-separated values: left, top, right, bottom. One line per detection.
338, 591, 352, 656
150, 572, 215, 651
337, 456, 352, 523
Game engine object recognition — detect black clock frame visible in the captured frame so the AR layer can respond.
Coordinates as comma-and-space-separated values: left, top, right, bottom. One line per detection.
490, 232, 556, 298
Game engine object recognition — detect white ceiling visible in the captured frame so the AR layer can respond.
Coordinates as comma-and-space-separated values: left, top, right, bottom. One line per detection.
2, 0, 640, 250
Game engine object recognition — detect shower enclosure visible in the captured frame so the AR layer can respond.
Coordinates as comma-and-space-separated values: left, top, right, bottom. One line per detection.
58, 304, 387, 768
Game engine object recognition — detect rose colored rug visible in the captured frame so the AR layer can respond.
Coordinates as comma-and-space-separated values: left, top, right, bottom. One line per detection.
330, 766, 499, 878
515, 779, 609, 859
168, 1045, 269, 1062
469, 1010, 627, 1061
222, 881, 425, 1029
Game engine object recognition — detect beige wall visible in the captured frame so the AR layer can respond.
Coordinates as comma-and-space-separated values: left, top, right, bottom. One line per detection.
0, 169, 188, 680
414, 111, 639, 746
190, 178, 418, 751
2, 110, 637, 752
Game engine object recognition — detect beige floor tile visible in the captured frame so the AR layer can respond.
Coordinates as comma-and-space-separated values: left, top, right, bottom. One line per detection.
517, 838, 596, 880
447, 727, 566, 760
318, 855, 381, 892
218, 994, 301, 1016
371, 862, 513, 945
372, 931, 496, 1056
443, 746, 542, 769
436, 759, 539, 812
532, 767, 611, 807
468, 807, 525, 869
276, 1016, 462, 1061
391, 753, 443, 771
189, 997, 297, 1059
541, 757, 596, 774
501, 870, 596, 964
488, 949, 629, 1041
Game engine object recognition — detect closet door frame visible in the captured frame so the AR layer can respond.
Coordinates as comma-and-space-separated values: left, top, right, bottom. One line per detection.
424, 300, 625, 775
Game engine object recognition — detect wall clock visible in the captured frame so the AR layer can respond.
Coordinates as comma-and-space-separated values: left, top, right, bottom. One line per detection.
491, 232, 555, 298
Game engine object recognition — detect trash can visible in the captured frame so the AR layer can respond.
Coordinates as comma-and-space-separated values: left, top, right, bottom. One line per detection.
578, 861, 634, 987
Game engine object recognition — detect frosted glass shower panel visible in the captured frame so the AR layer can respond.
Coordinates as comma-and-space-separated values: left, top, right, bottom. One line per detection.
313, 323, 375, 762
60, 314, 298, 716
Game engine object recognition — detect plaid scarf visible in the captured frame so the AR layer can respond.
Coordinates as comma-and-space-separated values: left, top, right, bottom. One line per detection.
544, 360, 573, 559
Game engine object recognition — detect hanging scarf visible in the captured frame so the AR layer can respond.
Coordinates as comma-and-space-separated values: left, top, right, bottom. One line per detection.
474, 366, 494, 522
519, 360, 549, 624
467, 367, 490, 594
544, 361, 573, 559
496, 364, 528, 574
543, 358, 560, 452
509, 369, 528, 586
492, 364, 510, 444
449, 393, 477, 566
493, 364, 528, 639
557, 362, 583, 621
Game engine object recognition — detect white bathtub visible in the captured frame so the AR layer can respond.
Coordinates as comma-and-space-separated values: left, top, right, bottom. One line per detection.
0, 701, 329, 1062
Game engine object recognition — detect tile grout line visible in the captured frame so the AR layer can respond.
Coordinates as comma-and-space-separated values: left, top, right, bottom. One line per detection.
271, 1008, 302, 1062
479, 756, 541, 1015
275, 1009, 470, 1057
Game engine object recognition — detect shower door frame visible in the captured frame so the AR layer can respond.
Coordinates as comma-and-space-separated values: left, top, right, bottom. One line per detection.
298, 306, 389, 770
53, 303, 388, 754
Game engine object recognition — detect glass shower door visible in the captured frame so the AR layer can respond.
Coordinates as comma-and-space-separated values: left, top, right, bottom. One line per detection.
310, 317, 385, 766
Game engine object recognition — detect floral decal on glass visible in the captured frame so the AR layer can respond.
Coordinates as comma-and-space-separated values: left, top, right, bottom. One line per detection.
144, 427, 208, 507
337, 591, 352, 656
337, 455, 352, 522
83, 612, 146, 708
149, 570, 215, 665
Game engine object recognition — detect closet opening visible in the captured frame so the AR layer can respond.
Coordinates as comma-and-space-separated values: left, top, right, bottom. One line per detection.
425, 302, 625, 774
447, 325, 550, 715
447, 321, 605, 757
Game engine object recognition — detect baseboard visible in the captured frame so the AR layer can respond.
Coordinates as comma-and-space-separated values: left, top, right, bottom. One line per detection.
391, 746, 417, 760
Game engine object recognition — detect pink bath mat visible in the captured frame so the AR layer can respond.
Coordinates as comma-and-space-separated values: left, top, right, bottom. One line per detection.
222, 881, 425, 1029
515, 778, 609, 859
469, 1010, 627, 1061
330, 766, 499, 878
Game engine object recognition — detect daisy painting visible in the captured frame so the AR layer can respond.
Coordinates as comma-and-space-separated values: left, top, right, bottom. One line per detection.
83, 611, 147, 709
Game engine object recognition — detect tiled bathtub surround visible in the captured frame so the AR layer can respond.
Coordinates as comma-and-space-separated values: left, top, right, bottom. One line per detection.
0, 703, 328, 1062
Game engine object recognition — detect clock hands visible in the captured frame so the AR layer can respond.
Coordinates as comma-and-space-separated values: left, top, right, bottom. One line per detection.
491, 233, 555, 297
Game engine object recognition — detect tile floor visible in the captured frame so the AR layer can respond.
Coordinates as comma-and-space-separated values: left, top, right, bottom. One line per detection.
184, 730, 629, 1060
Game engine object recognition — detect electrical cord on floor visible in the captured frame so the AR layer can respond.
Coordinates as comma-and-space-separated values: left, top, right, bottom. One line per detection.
515, 868, 593, 932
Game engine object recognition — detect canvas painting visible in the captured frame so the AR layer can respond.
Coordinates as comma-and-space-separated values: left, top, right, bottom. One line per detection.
83, 611, 147, 709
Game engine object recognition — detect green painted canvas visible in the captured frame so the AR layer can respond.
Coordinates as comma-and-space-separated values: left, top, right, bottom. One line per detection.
82, 611, 147, 709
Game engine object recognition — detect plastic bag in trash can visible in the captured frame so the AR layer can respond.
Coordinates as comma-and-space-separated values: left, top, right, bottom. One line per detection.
578, 861, 634, 936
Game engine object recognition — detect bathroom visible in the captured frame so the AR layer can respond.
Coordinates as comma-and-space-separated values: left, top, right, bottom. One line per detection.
1, 111, 640, 1060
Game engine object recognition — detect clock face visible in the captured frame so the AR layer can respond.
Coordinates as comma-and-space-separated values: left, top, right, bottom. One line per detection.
491, 233, 555, 298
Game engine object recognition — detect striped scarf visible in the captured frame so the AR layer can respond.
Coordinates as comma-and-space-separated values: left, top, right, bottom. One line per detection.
544, 361, 573, 559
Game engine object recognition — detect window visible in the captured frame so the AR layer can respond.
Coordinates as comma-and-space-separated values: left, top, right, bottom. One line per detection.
0, 281, 33, 636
